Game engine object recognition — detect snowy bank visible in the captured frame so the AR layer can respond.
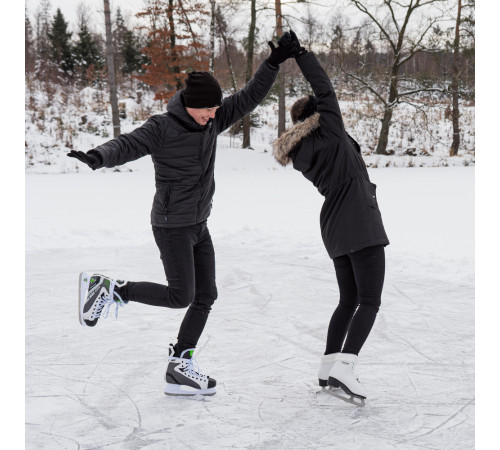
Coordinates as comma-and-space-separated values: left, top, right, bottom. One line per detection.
25, 82, 475, 174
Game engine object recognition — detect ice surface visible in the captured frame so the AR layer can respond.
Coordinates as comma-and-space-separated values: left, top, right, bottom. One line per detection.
26, 137, 474, 449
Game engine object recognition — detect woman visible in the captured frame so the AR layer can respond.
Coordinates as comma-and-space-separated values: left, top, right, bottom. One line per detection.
272, 35, 389, 400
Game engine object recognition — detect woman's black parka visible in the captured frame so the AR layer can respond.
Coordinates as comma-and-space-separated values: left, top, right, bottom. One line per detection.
272, 52, 389, 259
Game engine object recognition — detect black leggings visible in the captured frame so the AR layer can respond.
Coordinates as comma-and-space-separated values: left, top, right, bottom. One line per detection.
326, 245, 385, 356
119, 222, 218, 353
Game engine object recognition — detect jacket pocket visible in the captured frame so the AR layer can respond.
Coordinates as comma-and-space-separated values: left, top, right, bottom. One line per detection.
164, 183, 174, 216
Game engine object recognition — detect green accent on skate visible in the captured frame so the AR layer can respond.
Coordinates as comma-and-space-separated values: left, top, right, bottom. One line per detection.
90, 277, 95, 283
189, 350, 193, 357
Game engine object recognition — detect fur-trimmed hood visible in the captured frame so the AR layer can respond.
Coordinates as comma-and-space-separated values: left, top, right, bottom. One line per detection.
272, 113, 320, 166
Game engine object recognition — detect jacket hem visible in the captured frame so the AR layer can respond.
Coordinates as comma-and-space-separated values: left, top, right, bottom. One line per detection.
151, 219, 208, 228
329, 238, 390, 259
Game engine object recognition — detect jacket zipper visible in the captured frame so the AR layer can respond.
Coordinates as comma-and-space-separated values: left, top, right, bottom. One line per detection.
164, 182, 173, 221
196, 133, 204, 223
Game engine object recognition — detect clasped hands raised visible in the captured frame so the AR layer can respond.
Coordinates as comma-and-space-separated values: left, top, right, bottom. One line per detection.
267, 29, 307, 68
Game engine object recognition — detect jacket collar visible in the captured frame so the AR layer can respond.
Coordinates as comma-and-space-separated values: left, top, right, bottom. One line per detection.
167, 90, 208, 131
272, 113, 320, 166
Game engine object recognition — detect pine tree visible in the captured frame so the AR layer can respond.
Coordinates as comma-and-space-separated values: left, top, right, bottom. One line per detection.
73, 20, 105, 85
25, 8, 35, 74
35, 0, 53, 82
112, 7, 143, 77
113, 7, 127, 49
112, 7, 127, 77
121, 29, 143, 75
48, 8, 74, 74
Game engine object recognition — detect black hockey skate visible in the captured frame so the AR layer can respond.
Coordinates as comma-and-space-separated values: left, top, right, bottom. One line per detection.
78, 272, 127, 327
164, 344, 216, 396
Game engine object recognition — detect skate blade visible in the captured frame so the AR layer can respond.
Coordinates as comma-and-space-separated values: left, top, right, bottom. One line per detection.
329, 377, 366, 400
164, 384, 217, 397
321, 387, 366, 407
78, 272, 91, 327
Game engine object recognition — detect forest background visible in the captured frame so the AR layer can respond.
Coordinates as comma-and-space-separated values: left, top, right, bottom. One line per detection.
24, 0, 475, 171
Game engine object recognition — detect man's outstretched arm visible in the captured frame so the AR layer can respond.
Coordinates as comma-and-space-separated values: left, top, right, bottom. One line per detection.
68, 115, 165, 169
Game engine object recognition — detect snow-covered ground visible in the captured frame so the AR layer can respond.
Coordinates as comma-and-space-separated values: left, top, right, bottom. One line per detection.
25, 138, 474, 449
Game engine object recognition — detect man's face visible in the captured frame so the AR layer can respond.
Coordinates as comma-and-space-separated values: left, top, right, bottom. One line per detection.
185, 106, 220, 126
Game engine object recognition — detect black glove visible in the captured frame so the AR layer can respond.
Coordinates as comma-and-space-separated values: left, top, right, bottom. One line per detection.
289, 29, 307, 57
278, 31, 293, 48
267, 31, 299, 68
67, 150, 102, 170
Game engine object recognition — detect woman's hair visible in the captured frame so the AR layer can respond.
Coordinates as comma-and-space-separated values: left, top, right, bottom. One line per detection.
290, 95, 317, 124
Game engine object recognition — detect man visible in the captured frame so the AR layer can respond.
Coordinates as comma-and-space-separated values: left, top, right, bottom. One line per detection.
68, 32, 298, 396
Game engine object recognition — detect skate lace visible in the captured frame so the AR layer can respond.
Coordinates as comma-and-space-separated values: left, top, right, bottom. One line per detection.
94, 280, 124, 320
182, 350, 207, 382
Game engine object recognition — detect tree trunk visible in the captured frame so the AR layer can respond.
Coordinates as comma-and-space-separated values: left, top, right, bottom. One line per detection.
275, 0, 286, 137
377, 108, 393, 155
376, 67, 399, 155
215, 8, 237, 93
168, 0, 182, 90
209, 0, 216, 73
450, 0, 462, 156
242, 0, 256, 148
215, 7, 239, 137
103, 0, 120, 138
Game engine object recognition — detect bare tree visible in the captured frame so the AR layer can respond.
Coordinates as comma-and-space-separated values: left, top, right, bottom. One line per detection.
346, 0, 447, 155
449, 0, 461, 156
302, 3, 322, 51
103, 0, 121, 138
76, 1, 93, 31
449, 0, 474, 155
210, 0, 216, 73
137, 0, 209, 100
168, 0, 181, 89
214, 5, 237, 93
243, 0, 257, 148
275, 0, 286, 137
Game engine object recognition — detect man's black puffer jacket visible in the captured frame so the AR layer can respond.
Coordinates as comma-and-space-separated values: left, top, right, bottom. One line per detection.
92, 60, 278, 227
272, 52, 389, 258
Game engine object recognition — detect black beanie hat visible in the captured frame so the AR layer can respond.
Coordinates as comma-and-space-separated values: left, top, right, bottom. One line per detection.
182, 72, 223, 108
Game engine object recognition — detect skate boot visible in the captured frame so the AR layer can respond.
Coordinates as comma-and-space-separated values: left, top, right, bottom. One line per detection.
164, 344, 217, 396
78, 272, 127, 327
318, 353, 340, 387
328, 353, 367, 400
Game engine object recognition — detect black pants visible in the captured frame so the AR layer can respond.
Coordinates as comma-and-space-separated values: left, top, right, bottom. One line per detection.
325, 245, 385, 356
120, 222, 218, 352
